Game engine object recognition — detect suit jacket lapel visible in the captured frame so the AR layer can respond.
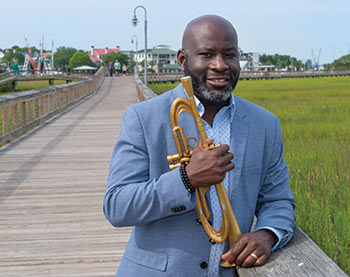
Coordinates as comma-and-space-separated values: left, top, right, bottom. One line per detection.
229, 98, 248, 197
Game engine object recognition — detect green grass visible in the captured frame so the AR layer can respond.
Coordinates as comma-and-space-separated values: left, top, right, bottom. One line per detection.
149, 76, 350, 274
1, 80, 69, 95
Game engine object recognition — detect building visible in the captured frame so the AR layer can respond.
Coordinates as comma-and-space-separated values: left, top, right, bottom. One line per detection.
240, 52, 260, 71
89, 46, 121, 64
134, 44, 178, 72
239, 52, 277, 71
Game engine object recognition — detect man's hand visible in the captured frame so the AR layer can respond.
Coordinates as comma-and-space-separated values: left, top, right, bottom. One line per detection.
185, 138, 235, 187
221, 229, 277, 267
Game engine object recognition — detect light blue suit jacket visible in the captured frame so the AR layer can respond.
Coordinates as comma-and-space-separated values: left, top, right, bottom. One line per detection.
104, 84, 295, 276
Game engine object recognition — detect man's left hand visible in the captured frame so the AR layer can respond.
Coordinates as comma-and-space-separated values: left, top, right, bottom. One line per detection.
221, 229, 277, 267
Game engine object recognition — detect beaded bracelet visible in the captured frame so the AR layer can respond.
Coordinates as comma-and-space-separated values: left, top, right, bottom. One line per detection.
180, 164, 195, 193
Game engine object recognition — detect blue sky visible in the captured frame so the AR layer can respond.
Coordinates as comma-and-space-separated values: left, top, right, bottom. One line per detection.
1, 0, 349, 64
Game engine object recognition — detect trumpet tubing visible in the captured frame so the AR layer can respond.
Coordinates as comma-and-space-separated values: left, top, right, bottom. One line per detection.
167, 76, 242, 267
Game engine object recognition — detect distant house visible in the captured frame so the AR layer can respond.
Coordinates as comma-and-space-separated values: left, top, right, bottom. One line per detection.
89, 46, 121, 64
134, 44, 178, 72
160, 63, 181, 73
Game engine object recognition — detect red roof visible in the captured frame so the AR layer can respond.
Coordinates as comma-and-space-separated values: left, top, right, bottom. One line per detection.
89, 55, 102, 62
94, 48, 120, 55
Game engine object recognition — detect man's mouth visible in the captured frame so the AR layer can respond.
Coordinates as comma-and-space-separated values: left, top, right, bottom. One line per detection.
206, 76, 229, 87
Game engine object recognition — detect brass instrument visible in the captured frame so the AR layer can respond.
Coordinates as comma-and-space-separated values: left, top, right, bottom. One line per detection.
167, 76, 242, 267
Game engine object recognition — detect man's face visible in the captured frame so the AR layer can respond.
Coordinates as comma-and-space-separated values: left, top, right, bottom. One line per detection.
180, 22, 240, 105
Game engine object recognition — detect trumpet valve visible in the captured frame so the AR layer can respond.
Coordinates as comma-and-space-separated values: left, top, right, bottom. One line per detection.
167, 153, 181, 165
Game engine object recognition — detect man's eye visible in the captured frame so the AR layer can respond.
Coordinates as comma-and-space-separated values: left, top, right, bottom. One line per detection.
226, 53, 237, 58
200, 53, 212, 58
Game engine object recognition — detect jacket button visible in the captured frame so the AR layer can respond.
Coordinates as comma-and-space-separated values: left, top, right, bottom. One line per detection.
200, 261, 208, 269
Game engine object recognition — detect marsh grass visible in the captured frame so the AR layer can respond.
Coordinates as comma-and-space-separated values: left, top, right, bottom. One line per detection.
149, 76, 350, 274
2, 80, 68, 95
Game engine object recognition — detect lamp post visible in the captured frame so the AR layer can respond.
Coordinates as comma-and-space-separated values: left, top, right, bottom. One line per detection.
131, 35, 138, 73
132, 5, 147, 85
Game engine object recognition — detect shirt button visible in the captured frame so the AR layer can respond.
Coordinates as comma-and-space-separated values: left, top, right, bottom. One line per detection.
200, 261, 208, 269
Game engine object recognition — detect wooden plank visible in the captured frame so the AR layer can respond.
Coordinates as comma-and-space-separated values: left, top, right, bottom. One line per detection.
238, 226, 347, 276
11, 103, 18, 133
2, 106, 10, 135
0, 76, 138, 276
20, 101, 26, 127
27, 99, 33, 122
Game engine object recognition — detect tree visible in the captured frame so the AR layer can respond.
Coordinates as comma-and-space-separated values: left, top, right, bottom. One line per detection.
54, 46, 77, 70
2, 51, 25, 66
332, 54, 350, 70
102, 51, 129, 67
260, 53, 303, 70
304, 59, 312, 70
68, 51, 94, 70
157, 61, 163, 72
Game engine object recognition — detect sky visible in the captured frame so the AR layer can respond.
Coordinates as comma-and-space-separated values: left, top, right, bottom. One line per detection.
1, 0, 350, 64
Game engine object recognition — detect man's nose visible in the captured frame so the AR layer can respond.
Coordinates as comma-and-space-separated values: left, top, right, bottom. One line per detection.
210, 55, 229, 71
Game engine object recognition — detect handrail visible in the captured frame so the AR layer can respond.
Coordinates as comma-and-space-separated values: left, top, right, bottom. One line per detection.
143, 70, 350, 83
0, 70, 93, 85
0, 67, 107, 147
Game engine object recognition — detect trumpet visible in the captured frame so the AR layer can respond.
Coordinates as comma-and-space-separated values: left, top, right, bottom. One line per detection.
167, 76, 242, 267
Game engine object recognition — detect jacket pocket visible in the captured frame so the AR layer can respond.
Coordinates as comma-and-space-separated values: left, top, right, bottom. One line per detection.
124, 242, 168, 272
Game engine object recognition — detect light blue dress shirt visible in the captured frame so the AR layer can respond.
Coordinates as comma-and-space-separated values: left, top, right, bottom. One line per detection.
195, 96, 286, 276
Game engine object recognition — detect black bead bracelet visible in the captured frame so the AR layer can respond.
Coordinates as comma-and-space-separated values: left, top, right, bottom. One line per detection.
180, 164, 195, 193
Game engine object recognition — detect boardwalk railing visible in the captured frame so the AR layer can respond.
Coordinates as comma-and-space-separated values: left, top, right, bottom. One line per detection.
134, 73, 347, 276
0, 67, 106, 147
143, 70, 350, 83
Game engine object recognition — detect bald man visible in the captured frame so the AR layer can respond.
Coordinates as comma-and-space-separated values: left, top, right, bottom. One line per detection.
104, 15, 295, 277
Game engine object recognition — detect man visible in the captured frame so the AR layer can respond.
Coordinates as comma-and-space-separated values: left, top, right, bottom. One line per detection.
104, 15, 295, 276
114, 59, 121, 76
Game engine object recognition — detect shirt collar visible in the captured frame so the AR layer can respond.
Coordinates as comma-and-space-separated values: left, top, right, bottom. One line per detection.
194, 94, 236, 122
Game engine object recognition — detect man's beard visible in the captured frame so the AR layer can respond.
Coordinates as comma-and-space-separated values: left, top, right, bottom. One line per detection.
184, 60, 239, 105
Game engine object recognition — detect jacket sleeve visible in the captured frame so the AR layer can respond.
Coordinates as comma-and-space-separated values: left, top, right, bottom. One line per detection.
103, 105, 195, 227
254, 117, 296, 248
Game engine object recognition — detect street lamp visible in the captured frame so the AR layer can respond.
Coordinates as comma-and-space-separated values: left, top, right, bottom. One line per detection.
131, 35, 138, 73
132, 5, 147, 85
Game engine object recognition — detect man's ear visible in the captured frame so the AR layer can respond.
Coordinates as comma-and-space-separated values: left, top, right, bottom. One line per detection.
177, 49, 186, 71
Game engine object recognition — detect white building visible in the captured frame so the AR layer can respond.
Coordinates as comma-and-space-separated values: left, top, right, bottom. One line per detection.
134, 44, 177, 72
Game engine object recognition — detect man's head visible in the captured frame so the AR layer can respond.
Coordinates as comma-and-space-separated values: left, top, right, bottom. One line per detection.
177, 15, 240, 105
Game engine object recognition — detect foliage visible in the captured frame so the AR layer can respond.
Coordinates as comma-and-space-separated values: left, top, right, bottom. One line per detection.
332, 54, 350, 70
68, 51, 94, 70
2, 51, 25, 66
54, 46, 77, 70
102, 52, 129, 67
0, 82, 13, 93
149, 77, 350, 275
304, 59, 313, 70
259, 53, 303, 70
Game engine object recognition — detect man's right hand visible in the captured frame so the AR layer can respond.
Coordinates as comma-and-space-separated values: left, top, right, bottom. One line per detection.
185, 138, 235, 187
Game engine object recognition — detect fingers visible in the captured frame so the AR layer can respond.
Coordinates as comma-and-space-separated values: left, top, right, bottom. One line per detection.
187, 139, 235, 187
221, 232, 272, 268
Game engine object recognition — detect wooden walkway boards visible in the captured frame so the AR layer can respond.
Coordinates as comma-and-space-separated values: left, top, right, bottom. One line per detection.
0, 76, 137, 276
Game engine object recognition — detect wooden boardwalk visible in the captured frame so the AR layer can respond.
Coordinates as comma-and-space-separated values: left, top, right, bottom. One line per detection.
0, 76, 137, 276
